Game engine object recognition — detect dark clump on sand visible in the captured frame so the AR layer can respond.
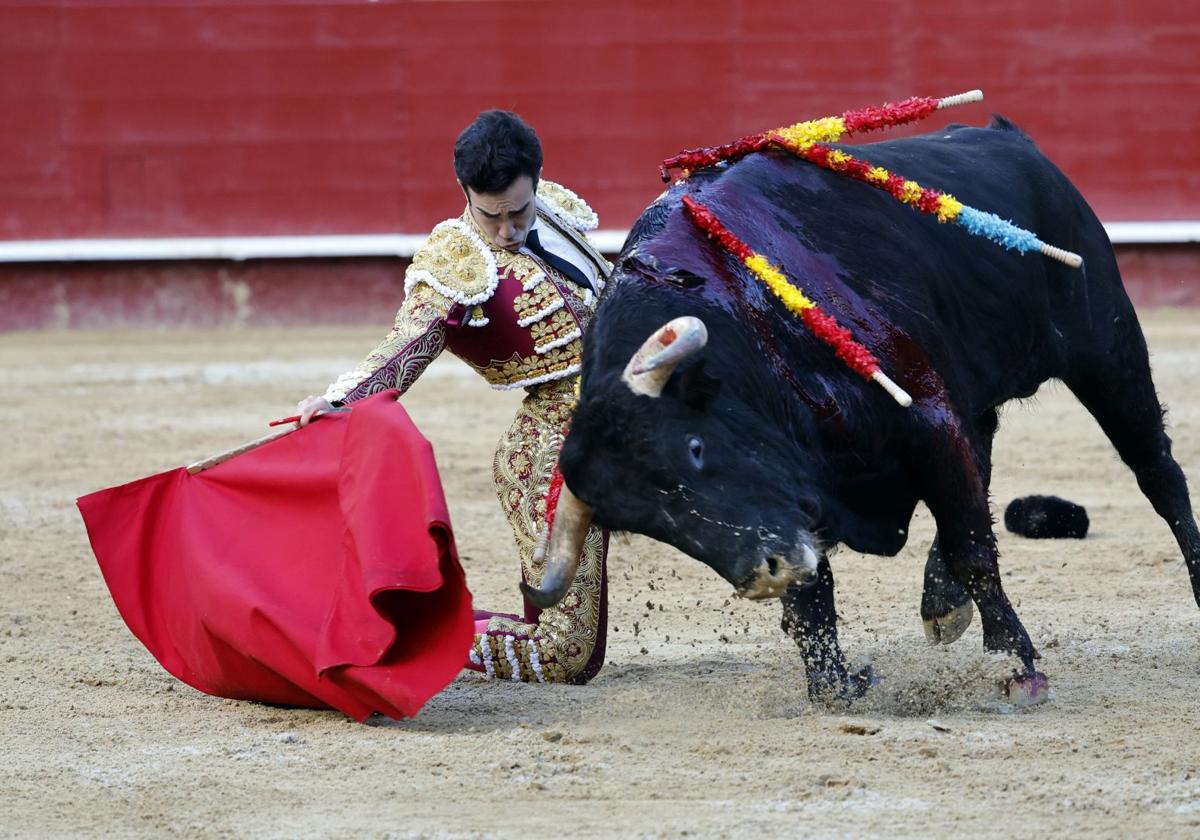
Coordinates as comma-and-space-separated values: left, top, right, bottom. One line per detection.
1004, 495, 1089, 539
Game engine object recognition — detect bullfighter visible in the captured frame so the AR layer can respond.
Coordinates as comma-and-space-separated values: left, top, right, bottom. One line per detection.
296, 110, 611, 684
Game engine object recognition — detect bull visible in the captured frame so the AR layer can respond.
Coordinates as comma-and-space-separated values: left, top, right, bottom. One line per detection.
522, 117, 1200, 703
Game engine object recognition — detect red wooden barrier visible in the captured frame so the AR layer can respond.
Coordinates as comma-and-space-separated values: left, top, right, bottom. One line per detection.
0, 246, 1191, 334
1, 1, 1196, 326
3, 1, 1197, 239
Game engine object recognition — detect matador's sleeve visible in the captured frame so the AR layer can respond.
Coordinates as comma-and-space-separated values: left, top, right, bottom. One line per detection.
321, 281, 454, 404
320, 218, 497, 404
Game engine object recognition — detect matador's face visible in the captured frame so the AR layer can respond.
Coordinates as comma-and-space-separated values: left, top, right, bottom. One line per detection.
464, 174, 539, 253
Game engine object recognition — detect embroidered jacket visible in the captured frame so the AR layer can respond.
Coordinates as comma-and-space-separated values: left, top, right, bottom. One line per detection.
324, 181, 612, 403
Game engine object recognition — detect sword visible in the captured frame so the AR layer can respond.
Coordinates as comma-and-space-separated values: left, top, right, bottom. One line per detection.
186, 407, 351, 475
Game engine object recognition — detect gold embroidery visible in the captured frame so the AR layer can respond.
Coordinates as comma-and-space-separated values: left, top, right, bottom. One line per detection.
537, 180, 599, 231
492, 246, 542, 281
529, 308, 576, 343
513, 284, 560, 324
478, 376, 604, 682
456, 344, 583, 389
410, 218, 494, 303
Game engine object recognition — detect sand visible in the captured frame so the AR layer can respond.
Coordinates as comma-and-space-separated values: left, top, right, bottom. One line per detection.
2, 311, 1199, 838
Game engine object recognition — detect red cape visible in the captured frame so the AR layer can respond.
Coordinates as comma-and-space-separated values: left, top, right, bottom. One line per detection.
77, 391, 473, 721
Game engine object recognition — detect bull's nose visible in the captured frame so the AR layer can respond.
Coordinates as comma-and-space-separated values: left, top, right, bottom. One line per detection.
737, 546, 819, 600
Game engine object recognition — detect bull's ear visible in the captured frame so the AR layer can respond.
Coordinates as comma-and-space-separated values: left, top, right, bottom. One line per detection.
675, 360, 722, 412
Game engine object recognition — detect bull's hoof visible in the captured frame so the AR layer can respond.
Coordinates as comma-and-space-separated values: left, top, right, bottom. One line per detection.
808, 664, 878, 706
844, 664, 878, 701
922, 600, 974, 646
1004, 671, 1050, 707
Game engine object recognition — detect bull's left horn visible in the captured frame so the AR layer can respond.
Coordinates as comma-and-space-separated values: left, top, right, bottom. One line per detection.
622, 316, 708, 397
519, 485, 594, 610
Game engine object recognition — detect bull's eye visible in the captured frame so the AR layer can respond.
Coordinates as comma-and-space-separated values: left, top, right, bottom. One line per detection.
686, 435, 705, 468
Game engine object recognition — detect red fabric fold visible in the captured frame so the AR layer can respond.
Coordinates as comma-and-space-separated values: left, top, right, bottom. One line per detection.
77, 390, 473, 721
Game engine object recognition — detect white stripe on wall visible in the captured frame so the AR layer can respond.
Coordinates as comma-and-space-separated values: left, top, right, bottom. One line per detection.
0, 223, 1193, 263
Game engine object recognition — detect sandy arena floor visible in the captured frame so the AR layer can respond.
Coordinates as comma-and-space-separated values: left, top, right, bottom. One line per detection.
2, 310, 1199, 838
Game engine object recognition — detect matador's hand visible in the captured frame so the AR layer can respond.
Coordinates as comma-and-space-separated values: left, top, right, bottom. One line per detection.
295, 395, 335, 428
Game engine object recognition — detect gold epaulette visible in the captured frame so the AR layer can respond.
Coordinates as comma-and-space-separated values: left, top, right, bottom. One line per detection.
536, 180, 599, 232
405, 216, 499, 306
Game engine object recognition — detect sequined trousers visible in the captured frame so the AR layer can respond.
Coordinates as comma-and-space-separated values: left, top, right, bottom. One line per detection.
469, 377, 608, 684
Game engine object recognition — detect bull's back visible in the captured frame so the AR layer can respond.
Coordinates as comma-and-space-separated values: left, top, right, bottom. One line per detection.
695, 121, 1120, 412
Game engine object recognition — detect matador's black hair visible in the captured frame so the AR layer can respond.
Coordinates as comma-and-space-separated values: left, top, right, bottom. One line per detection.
453, 110, 543, 195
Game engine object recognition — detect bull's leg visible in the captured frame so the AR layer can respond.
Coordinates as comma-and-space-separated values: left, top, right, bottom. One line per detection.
1065, 358, 1200, 608
920, 415, 1046, 703
933, 512, 1047, 703
921, 410, 995, 645
921, 536, 973, 644
781, 555, 874, 702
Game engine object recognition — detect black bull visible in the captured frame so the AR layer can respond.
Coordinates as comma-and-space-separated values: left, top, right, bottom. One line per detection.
531, 118, 1200, 702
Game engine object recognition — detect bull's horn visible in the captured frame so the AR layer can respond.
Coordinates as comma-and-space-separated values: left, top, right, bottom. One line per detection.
622, 316, 708, 397
519, 485, 594, 610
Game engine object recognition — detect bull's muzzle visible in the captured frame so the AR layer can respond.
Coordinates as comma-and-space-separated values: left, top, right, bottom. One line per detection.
736, 544, 820, 600
519, 485, 594, 610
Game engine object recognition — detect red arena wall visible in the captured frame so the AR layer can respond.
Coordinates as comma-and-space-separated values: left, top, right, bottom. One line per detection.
2, 0, 1198, 329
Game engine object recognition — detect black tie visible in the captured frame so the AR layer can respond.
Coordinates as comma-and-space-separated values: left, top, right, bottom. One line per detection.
525, 229, 593, 293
